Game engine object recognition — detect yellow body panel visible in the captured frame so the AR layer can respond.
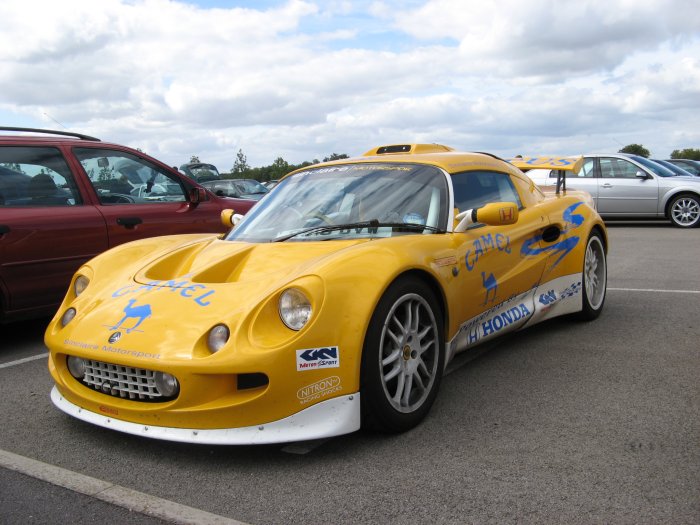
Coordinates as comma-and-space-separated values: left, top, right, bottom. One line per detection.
46, 145, 607, 440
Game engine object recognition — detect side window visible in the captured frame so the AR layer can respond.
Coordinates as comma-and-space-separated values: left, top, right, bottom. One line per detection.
573, 159, 595, 178
599, 158, 639, 179
73, 148, 186, 205
0, 146, 82, 207
451, 170, 522, 213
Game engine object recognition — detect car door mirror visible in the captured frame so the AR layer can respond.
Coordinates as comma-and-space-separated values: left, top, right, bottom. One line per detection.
188, 187, 206, 205
454, 202, 519, 232
635, 170, 649, 179
221, 209, 244, 228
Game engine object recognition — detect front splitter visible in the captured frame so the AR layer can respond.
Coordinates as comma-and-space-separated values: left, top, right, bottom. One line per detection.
51, 386, 361, 445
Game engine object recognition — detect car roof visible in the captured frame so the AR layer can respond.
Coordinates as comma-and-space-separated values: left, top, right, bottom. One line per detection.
291, 143, 522, 178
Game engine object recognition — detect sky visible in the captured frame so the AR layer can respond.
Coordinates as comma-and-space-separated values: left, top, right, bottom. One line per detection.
1, 0, 699, 170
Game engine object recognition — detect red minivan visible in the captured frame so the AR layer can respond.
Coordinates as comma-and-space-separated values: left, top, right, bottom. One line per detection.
0, 127, 256, 322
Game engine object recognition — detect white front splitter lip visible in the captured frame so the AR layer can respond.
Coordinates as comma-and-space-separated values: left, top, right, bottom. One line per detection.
51, 386, 361, 445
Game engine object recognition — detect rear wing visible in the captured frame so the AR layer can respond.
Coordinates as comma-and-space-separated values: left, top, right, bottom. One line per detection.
509, 156, 583, 194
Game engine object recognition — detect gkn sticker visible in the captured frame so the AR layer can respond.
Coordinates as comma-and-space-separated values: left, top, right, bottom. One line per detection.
296, 346, 340, 371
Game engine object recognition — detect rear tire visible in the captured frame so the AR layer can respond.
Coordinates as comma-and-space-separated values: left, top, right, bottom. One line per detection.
576, 231, 607, 321
360, 277, 444, 433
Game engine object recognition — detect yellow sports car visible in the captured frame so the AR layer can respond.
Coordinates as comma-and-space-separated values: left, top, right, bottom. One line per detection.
46, 144, 608, 444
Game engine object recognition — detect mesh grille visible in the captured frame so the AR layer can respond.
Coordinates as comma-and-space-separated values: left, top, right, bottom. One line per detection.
79, 359, 168, 401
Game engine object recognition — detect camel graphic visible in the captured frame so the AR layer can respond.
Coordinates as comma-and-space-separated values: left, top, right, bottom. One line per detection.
481, 272, 498, 305
110, 299, 152, 333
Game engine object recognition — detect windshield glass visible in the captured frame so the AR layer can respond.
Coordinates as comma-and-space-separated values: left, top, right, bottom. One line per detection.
225, 163, 449, 242
631, 156, 675, 177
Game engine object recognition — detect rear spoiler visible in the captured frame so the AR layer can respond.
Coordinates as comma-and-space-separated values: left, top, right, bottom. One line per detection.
509, 156, 583, 195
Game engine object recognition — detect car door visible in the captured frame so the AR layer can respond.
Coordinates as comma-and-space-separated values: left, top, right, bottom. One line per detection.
593, 157, 659, 215
0, 146, 108, 317
450, 170, 549, 351
71, 147, 228, 247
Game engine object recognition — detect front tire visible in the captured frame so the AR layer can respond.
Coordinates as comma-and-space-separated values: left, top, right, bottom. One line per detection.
361, 277, 445, 433
576, 231, 607, 320
669, 194, 700, 228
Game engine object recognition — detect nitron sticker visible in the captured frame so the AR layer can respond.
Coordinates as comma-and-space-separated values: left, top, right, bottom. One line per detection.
296, 346, 340, 371
297, 376, 342, 404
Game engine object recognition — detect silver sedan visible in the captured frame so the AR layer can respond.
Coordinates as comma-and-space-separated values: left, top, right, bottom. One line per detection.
525, 153, 700, 228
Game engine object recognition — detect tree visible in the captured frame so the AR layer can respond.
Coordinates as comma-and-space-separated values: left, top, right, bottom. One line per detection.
322, 153, 349, 162
189, 155, 200, 164
231, 149, 250, 175
670, 148, 700, 160
618, 144, 650, 157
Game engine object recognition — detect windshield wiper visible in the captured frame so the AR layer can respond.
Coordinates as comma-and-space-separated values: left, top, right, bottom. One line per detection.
271, 219, 444, 242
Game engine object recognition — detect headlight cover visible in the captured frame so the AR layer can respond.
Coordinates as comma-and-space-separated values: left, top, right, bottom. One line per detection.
61, 307, 76, 327
279, 288, 312, 331
154, 371, 179, 397
207, 324, 230, 353
74, 275, 90, 297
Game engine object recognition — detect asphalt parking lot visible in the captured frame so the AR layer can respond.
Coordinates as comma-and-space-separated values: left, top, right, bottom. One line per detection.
1, 222, 698, 525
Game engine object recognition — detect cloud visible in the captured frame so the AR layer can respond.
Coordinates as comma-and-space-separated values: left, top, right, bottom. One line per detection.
0, 0, 698, 168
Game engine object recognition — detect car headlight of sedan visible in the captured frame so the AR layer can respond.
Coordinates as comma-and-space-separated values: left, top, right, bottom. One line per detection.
207, 324, 230, 353
279, 288, 312, 330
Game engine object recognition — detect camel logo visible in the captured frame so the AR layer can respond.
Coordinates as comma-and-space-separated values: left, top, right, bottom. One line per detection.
107, 299, 152, 334
481, 271, 498, 305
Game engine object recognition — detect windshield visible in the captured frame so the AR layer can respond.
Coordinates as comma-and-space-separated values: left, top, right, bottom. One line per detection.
225, 163, 449, 242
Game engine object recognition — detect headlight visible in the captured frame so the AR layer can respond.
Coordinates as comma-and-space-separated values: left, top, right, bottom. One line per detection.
207, 324, 230, 353
279, 288, 312, 331
154, 371, 179, 397
61, 307, 76, 327
66, 356, 86, 379
74, 275, 90, 296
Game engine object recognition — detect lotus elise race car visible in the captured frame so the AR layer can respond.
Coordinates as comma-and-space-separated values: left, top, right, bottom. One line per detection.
46, 144, 608, 444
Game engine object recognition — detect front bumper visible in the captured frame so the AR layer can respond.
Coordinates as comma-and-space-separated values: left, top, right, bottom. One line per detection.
51, 386, 361, 444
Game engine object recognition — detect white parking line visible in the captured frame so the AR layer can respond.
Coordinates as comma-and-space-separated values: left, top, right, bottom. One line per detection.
0, 449, 247, 525
0, 352, 48, 369
608, 287, 700, 294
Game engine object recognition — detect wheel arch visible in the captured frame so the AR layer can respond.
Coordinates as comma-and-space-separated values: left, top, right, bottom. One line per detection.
663, 190, 700, 218
386, 268, 449, 345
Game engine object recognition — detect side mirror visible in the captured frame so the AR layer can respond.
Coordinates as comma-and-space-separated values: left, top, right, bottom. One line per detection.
221, 209, 243, 229
635, 170, 649, 179
188, 187, 206, 205
454, 202, 519, 232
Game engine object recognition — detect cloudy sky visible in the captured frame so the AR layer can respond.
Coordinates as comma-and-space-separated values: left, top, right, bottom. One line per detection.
1, 0, 699, 170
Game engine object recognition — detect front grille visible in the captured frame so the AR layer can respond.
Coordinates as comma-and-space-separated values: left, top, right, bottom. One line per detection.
78, 359, 170, 402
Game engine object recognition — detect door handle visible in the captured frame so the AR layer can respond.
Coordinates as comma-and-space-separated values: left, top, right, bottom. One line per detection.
601, 183, 613, 188
0, 224, 9, 235
116, 217, 143, 229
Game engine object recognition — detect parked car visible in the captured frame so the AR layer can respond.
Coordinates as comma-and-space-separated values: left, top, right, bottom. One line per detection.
46, 144, 608, 444
0, 127, 256, 322
665, 158, 700, 176
201, 178, 269, 200
520, 153, 700, 228
179, 162, 221, 182
651, 159, 697, 177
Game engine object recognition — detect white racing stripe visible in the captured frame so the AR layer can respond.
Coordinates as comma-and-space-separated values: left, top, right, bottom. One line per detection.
0, 352, 47, 369
0, 448, 247, 525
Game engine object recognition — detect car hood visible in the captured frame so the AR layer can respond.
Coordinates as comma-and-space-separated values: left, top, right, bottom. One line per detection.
60, 238, 371, 361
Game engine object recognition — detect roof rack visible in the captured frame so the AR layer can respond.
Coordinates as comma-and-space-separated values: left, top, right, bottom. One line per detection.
0, 126, 101, 142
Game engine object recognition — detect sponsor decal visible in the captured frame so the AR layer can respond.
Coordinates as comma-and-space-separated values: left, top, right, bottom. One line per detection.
499, 206, 515, 222
112, 276, 215, 307
99, 405, 119, 416
297, 376, 342, 404
432, 255, 458, 268
63, 339, 161, 360
539, 290, 557, 306
481, 271, 498, 305
296, 346, 340, 371
465, 233, 511, 271
106, 299, 152, 334
521, 202, 585, 269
